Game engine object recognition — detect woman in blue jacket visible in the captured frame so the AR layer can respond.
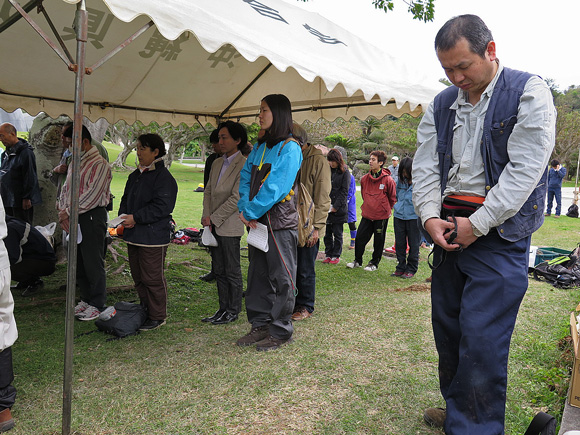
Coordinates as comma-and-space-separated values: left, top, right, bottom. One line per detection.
118, 133, 178, 331
237, 94, 302, 351
391, 157, 420, 279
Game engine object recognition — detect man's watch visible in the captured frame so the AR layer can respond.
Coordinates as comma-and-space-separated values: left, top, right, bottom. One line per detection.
470, 220, 484, 237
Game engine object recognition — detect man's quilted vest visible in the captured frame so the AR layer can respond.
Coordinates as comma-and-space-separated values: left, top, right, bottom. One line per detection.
433, 67, 547, 242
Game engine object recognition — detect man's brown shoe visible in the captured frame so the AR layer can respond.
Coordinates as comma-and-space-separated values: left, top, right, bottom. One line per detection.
236, 325, 269, 346
291, 307, 312, 321
423, 407, 445, 428
255, 335, 293, 351
0, 408, 14, 433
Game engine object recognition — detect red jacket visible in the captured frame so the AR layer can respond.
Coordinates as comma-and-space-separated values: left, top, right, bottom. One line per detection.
360, 168, 397, 221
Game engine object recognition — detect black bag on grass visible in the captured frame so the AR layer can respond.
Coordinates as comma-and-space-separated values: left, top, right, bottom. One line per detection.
567, 203, 579, 218
524, 411, 556, 435
531, 245, 580, 289
95, 301, 147, 338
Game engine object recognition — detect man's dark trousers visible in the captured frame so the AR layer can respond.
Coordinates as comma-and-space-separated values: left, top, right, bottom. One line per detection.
354, 217, 388, 267
431, 231, 530, 434
546, 188, 562, 216
77, 207, 107, 310
210, 233, 243, 315
0, 348, 16, 411
295, 241, 319, 313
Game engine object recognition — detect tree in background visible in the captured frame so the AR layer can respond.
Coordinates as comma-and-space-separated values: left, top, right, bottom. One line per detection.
359, 117, 382, 138
299, 0, 435, 22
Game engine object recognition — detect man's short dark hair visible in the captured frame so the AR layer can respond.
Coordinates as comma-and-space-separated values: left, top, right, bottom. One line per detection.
435, 14, 493, 58
209, 128, 219, 144
218, 121, 248, 151
138, 133, 166, 158
551, 159, 560, 167
370, 150, 386, 167
62, 122, 92, 143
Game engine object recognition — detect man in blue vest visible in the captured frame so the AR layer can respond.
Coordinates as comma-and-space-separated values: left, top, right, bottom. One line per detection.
412, 15, 556, 434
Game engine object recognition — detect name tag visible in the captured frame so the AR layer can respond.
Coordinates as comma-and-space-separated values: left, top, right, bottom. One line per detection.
379, 184, 385, 190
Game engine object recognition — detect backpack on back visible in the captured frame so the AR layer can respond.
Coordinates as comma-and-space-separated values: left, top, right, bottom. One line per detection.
296, 181, 315, 247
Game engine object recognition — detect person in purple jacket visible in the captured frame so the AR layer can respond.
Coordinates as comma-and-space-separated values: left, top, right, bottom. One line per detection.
347, 173, 357, 249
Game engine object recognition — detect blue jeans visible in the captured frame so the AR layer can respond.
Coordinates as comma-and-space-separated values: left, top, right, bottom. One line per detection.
431, 231, 530, 434
295, 241, 319, 313
546, 188, 562, 216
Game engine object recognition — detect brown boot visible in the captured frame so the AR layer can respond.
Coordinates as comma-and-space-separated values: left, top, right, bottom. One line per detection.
423, 407, 445, 428
0, 408, 14, 433
236, 325, 269, 346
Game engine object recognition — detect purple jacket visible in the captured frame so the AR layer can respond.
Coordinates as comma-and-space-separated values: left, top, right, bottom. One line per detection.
347, 174, 357, 223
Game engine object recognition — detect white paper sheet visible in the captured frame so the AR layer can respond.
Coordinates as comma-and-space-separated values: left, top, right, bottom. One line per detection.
247, 222, 269, 252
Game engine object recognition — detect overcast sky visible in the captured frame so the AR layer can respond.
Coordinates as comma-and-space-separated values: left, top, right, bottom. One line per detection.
285, 0, 579, 92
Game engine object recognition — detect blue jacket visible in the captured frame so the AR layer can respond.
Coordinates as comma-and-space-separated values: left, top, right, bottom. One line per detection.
434, 67, 546, 242
0, 138, 42, 208
547, 166, 566, 190
347, 174, 357, 223
119, 160, 178, 246
238, 138, 302, 228
393, 180, 418, 220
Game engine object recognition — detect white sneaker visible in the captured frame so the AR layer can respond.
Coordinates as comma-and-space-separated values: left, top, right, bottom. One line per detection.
74, 301, 90, 317
364, 264, 378, 272
78, 305, 101, 321
346, 261, 361, 269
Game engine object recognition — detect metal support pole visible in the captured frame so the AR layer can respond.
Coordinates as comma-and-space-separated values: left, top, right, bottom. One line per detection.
575, 146, 580, 206
62, 2, 87, 434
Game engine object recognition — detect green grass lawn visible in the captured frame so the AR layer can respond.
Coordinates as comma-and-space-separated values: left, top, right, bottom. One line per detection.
8, 145, 580, 434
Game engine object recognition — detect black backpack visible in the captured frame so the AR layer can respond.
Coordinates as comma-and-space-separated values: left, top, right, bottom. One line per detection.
567, 203, 579, 218
95, 301, 147, 339
531, 245, 580, 289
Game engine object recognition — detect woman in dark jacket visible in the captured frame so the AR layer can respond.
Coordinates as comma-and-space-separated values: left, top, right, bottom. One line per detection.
118, 133, 178, 331
323, 149, 350, 264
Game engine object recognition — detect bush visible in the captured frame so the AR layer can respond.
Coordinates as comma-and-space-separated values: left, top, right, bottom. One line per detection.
356, 163, 370, 173
368, 130, 386, 143
362, 142, 377, 153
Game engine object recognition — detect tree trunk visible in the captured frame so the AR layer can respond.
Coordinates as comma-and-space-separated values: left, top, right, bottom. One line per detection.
112, 143, 137, 169
85, 118, 109, 144
27, 113, 72, 261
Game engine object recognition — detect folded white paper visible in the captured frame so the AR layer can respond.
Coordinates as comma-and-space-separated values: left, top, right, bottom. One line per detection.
247, 222, 269, 252
108, 215, 126, 228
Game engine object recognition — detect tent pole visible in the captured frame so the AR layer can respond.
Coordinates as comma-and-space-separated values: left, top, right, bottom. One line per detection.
574, 146, 580, 205
62, 2, 87, 434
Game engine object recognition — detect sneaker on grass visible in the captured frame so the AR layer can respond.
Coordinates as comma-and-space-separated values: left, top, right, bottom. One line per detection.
364, 264, 378, 272
78, 305, 101, 321
74, 301, 90, 317
329, 257, 340, 265
346, 261, 361, 269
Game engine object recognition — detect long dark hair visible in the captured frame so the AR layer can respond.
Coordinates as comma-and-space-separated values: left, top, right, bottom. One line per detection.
259, 94, 293, 149
327, 148, 346, 173
398, 156, 413, 184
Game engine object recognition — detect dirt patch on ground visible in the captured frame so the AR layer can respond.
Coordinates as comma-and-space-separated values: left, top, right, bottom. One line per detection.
392, 283, 431, 292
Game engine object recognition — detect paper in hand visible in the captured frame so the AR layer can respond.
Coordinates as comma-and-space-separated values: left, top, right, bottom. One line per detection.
247, 222, 269, 252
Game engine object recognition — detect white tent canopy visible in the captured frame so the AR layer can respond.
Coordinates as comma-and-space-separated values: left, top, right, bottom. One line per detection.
0, 0, 442, 126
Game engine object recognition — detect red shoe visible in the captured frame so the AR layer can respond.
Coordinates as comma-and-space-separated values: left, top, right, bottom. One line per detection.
329, 257, 340, 264
322, 257, 331, 263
